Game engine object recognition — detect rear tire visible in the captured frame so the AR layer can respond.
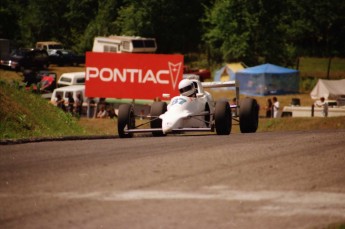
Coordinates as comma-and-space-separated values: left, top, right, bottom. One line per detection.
239, 98, 259, 133
215, 100, 231, 135
118, 104, 135, 138
150, 102, 167, 136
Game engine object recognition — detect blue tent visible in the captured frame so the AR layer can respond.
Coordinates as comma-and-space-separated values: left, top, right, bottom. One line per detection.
235, 63, 299, 96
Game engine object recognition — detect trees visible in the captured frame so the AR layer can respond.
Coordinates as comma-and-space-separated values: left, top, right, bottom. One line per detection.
0, 0, 22, 46
1, 0, 344, 65
202, 0, 297, 66
203, 0, 255, 64
0, 0, 21, 42
290, 0, 345, 57
113, 0, 210, 53
203, 0, 345, 66
63, 0, 99, 52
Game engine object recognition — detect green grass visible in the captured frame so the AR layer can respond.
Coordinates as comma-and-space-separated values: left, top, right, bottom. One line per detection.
299, 57, 345, 79
258, 116, 345, 132
0, 81, 86, 139
297, 57, 345, 92
323, 223, 345, 229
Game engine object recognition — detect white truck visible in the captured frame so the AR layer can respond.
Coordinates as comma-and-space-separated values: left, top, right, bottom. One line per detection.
57, 72, 85, 87
92, 36, 157, 53
36, 41, 64, 56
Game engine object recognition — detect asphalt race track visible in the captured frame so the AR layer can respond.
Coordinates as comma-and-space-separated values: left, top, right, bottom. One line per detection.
1, 130, 345, 229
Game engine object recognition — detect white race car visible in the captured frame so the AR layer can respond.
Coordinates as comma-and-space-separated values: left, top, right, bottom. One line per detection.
117, 75, 259, 138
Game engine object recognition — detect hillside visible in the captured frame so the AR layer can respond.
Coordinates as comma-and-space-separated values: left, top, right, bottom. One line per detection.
0, 81, 85, 139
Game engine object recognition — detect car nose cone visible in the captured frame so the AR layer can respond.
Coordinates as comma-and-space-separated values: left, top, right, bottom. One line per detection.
162, 118, 182, 134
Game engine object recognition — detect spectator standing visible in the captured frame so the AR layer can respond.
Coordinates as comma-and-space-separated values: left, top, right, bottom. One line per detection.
75, 93, 83, 116
96, 97, 106, 117
96, 106, 108, 118
265, 98, 273, 118
67, 92, 75, 114
272, 96, 280, 118
314, 97, 328, 117
87, 97, 96, 118
314, 97, 325, 107
56, 94, 66, 111
23, 69, 37, 86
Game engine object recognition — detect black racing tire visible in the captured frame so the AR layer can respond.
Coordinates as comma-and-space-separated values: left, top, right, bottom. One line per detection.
150, 102, 167, 136
117, 104, 135, 138
239, 97, 259, 133
204, 103, 211, 127
215, 100, 231, 135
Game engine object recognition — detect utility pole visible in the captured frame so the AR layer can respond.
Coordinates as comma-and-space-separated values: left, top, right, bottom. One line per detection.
326, 56, 332, 79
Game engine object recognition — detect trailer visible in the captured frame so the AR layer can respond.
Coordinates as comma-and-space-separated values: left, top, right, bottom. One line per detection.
92, 36, 157, 53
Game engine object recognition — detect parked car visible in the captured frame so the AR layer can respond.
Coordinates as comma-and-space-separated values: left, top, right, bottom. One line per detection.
1, 48, 49, 71
49, 50, 85, 66
57, 72, 85, 87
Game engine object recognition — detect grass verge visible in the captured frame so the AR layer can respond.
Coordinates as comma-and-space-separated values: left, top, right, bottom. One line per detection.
0, 81, 86, 139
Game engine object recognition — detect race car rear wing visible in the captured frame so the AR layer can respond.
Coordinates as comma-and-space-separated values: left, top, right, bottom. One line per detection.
201, 80, 238, 89
202, 80, 240, 111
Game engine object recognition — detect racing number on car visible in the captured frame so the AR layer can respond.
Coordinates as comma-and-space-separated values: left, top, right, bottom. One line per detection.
171, 98, 187, 106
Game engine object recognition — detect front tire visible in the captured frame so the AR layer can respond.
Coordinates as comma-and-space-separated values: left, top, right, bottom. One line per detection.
118, 104, 135, 138
239, 98, 259, 133
215, 100, 231, 135
150, 102, 167, 136
204, 103, 211, 127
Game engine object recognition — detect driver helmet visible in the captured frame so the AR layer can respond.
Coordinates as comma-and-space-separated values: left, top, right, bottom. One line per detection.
178, 79, 196, 97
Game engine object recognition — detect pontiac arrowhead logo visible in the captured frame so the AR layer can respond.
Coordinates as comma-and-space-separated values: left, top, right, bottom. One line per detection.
168, 62, 182, 90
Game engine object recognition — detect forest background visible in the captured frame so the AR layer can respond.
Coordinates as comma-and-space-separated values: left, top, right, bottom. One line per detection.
1, 0, 345, 68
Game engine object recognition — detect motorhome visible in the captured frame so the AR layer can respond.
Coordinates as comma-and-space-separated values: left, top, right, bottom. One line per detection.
92, 36, 157, 53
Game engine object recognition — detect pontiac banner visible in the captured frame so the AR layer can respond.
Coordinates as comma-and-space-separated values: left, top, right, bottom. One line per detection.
85, 52, 184, 99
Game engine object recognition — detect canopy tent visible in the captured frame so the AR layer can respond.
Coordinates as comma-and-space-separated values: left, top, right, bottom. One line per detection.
235, 63, 299, 96
214, 62, 245, 82
310, 79, 345, 100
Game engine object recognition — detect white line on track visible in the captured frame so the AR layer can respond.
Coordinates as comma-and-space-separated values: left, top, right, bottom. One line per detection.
2, 186, 345, 217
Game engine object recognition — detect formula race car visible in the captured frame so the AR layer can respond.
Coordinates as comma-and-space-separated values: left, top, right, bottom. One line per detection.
117, 75, 259, 138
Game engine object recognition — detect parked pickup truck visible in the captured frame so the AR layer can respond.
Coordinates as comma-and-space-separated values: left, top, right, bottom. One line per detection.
49, 50, 85, 66
1, 48, 49, 71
